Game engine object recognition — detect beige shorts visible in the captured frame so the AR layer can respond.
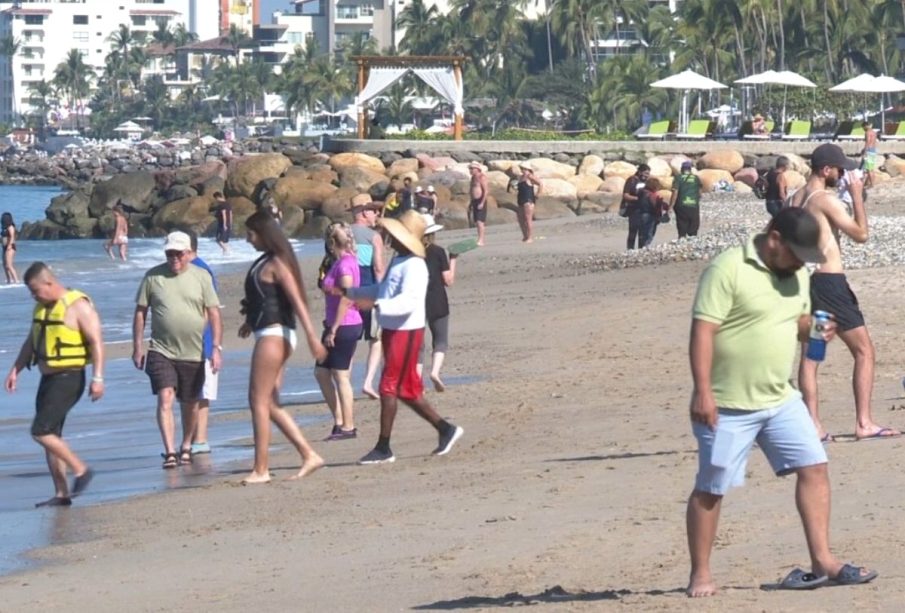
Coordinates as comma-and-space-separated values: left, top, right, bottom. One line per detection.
201, 359, 218, 401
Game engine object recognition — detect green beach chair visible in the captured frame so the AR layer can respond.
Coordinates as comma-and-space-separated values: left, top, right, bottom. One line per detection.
678, 119, 712, 140
743, 120, 775, 140
782, 120, 812, 140
837, 123, 865, 141
883, 120, 905, 141
636, 120, 674, 140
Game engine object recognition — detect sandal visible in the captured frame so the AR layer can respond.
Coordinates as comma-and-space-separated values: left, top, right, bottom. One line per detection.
178, 448, 192, 465
161, 452, 178, 469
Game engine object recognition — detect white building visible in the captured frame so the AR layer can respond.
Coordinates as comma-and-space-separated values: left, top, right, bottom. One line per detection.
0, 0, 219, 124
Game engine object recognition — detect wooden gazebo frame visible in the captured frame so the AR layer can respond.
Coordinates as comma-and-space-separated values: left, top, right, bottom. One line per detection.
351, 55, 466, 140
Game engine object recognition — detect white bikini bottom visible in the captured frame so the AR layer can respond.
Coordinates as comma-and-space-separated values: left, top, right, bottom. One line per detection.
254, 325, 297, 350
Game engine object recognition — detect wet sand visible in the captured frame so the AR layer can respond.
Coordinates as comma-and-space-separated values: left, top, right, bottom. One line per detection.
2, 195, 905, 610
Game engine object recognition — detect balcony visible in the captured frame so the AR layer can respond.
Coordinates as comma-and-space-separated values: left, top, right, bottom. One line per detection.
335, 6, 373, 23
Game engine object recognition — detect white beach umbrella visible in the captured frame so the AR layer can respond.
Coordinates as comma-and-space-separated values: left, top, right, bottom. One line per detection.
651, 69, 727, 133
735, 70, 816, 126
847, 75, 905, 127
734, 70, 780, 85
828, 73, 877, 92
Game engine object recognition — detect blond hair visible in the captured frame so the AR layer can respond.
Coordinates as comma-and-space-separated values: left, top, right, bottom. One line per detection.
325, 221, 357, 254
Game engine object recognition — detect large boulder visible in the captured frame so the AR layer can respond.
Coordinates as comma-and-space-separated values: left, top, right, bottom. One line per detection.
537, 178, 578, 199
567, 174, 604, 198
280, 206, 307, 237
733, 167, 759, 187
151, 196, 215, 232
488, 160, 521, 174
486, 206, 518, 226
226, 196, 257, 235
600, 176, 626, 194
784, 169, 807, 190
883, 155, 905, 177
339, 166, 390, 193
699, 150, 744, 174
578, 154, 605, 177
779, 152, 809, 175
697, 169, 735, 192
415, 154, 457, 172
272, 176, 338, 211
526, 157, 576, 180
485, 170, 512, 191
582, 191, 621, 213
328, 152, 385, 175
225, 154, 292, 200
604, 160, 637, 180
320, 187, 359, 221
669, 155, 694, 176
733, 181, 753, 194
307, 165, 339, 184
89, 171, 157, 217
646, 156, 673, 180
46, 190, 90, 226
176, 160, 227, 190
387, 158, 419, 179
421, 169, 469, 189
534, 197, 577, 220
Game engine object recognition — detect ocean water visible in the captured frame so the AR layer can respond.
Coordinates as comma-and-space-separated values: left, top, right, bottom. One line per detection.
0, 185, 337, 574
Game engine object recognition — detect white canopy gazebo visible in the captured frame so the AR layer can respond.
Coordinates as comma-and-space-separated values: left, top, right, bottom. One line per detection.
352, 56, 466, 140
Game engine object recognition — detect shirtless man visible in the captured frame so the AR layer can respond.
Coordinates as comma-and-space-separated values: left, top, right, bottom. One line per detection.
104, 203, 129, 261
861, 122, 878, 189
469, 162, 489, 246
790, 143, 899, 441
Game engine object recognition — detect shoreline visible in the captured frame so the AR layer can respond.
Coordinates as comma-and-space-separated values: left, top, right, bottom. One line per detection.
2, 196, 905, 609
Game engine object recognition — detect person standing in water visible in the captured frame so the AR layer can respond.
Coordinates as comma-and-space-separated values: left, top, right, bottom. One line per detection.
1, 211, 20, 284
104, 202, 129, 261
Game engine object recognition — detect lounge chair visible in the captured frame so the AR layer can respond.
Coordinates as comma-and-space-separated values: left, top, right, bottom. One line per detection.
741, 120, 775, 140
678, 119, 714, 140
837, 122, 865, 141
883, 120, 905, 141
636, 120, 674, 140
782, 120, 811, 140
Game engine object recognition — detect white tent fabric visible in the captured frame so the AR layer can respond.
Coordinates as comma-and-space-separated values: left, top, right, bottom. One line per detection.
829, 74, 877, 92
355, 67, 410, 109
651, 69, 727, 134
734, 70, 780, 85
412, 67, 463, 115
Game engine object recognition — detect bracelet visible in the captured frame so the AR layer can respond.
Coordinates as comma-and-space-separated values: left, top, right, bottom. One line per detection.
91, 376, 104, 383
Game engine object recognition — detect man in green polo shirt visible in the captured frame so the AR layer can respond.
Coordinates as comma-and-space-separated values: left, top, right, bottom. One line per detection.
685, 207, 877, 597
670, 161, 702, 238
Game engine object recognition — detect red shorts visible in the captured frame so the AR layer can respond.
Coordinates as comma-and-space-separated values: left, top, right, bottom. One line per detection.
379, 328, 424, 400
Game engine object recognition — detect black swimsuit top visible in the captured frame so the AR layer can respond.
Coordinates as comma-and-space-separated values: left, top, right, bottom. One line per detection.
242, 253, 295, 331
516, 180, 536, 205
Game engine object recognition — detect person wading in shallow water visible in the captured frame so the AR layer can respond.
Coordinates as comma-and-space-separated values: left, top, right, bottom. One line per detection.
5, 262, 104, 507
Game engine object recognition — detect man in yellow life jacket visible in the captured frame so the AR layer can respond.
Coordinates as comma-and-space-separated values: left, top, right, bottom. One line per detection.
4, 262, 105, 507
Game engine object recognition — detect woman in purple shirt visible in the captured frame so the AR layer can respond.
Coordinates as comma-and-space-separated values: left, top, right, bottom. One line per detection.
316, 222, 363, 440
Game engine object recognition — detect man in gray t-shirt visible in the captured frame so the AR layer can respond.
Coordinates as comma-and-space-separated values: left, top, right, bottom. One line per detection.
132, 231, 222, 469
350, 194, 386, 399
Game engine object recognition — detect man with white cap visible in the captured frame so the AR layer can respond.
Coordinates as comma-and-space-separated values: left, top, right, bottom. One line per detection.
133, 231, 223, 469
345, 210, 464, 464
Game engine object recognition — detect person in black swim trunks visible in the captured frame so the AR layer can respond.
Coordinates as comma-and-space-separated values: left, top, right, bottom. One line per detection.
509, 164, 543, 243
764, 157, 790, 218
469, 162, 489, 246
238, 210, 327, 484
5, 262, 105, 507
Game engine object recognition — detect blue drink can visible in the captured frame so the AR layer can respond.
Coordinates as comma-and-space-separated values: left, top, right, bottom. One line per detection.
806, 310, 832, 362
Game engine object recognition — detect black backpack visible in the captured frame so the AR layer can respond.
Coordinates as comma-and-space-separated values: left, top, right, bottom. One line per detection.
753, 172, 769, 199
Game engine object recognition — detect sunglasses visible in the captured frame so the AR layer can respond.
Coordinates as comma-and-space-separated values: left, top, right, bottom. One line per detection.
165, 250, 186, 259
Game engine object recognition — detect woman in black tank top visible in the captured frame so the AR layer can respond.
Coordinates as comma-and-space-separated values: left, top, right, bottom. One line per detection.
237, 210, 327, 484
509, 165, 542, 243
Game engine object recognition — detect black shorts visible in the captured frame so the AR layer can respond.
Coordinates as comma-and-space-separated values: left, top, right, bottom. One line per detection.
32, 370, 86, 436
317, 324, 363, 370
470, 200, 487, 223
810, 272, 865, 332
145, 350, 205, 402
359, 308, 380, 341
217, 228, 230, 243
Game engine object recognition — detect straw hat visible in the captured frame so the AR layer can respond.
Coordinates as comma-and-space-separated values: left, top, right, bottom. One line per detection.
379, 210, 427, 257
519, 162, 533, 172
427, 185, 435, 193
349, 193, 382, 214
468, 161, 483, 170
422, 213, 444, 235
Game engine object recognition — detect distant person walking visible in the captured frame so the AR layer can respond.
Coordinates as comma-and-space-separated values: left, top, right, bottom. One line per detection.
316, 222, 362, 441
419, 214, 456, 391
686, 207, 877, 597
103, 202, 129, 261
239, 210, 326, 483
212, 191, 232, 255
349, 194, 386, 400
789, 144, 898, 441
5, 263, 104, 507
1, 211, 19, 284
510, 164, 542, 243
132, 231, 222, 469
623, 164, 651, 249
670, 161, 702, 238
469, 162, 489, 246
187, 232, 219, 455
764, 156, 790, 217
347, 210, 464, 465
861, 122, 878, 188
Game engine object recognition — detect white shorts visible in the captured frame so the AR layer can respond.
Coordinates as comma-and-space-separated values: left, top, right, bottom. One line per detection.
201, 359, 218, 401
254, 325, 298, 351
692, 394, 827, 495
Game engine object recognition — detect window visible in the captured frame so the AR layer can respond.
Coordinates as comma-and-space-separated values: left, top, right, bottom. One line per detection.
360, 3, 374, 16
73, 32, 89, 43
337, 5, 357, 19
24, 15, 45, 26
132, 16, 147, 26
74, 15, 89, 25
287, 32, 304, 45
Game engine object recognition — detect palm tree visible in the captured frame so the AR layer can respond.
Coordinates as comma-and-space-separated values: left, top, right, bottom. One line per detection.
226, 24, 253, 65
1, 36, 21, 123
173, 23, 199, 48
53, 49, 93, 131
108, 25, 135, 55
397, 0, 440, 55
28, 79, 55, 138
306, 55, 353, 114
152, 22, 175, 47
376, 83, 414, 129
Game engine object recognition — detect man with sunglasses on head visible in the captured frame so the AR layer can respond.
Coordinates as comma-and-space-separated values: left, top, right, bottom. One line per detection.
132, 231, 223, 469
788, 143, 899, 442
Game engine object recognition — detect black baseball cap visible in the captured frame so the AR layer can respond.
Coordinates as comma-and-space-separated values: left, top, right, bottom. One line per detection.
811, 143, 857, 171
769, 207, 826, 263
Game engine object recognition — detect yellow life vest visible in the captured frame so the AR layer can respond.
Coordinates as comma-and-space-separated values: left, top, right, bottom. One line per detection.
31, 289, 91, 369
384, 192, 399, 214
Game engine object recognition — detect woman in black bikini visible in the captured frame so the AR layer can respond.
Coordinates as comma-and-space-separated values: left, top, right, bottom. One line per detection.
1, 212, 19, 284
238, 210, 327, 484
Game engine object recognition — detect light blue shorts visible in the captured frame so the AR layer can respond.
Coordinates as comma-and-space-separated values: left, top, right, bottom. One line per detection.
693, 394, 827, 495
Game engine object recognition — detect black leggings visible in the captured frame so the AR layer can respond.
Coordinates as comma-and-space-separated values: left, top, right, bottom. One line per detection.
675, 205, 700, 238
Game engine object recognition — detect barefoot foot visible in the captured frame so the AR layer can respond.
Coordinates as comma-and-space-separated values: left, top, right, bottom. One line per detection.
430, 373, 446, 392
241, 471, 272, 485
362, 386, 379, 400
289, 454, 325, 480
686, 574, 717, 598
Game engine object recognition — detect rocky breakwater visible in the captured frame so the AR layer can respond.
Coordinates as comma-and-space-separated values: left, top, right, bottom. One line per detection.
20, 145, 898, 241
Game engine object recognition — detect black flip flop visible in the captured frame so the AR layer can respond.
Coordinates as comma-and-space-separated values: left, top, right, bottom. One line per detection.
777, 568, 829, 590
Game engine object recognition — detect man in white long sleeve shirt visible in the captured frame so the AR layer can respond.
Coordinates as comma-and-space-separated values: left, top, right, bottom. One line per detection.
346, 211, 464, 464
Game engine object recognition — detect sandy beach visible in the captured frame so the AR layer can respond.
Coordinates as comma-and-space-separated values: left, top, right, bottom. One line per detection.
3, 190, 905, 611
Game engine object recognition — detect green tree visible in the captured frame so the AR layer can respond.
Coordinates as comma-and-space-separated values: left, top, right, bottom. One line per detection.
0, 36, 21, 123
27, 79, 55, 138
397, 0, 440, 54
53, 49, 93, 131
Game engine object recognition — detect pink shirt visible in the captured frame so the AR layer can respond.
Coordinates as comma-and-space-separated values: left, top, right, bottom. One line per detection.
323, 252, 362, 327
